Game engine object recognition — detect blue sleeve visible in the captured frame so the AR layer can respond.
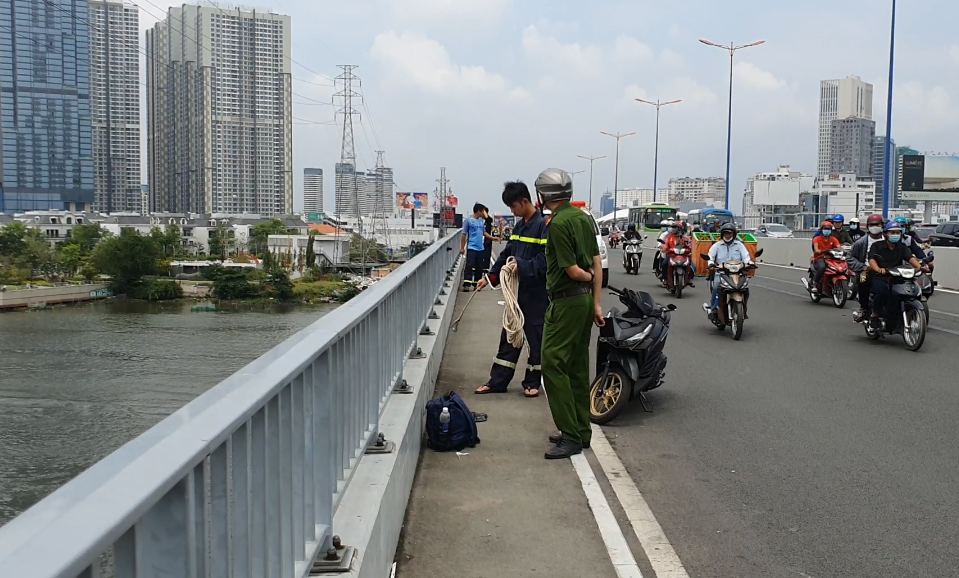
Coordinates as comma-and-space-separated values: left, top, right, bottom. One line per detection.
514, 221, 548, 282
462, 219, 469, 236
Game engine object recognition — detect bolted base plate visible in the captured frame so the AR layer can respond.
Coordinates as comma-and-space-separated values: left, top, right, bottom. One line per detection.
428, 310, 440, 319
394, 379, 414, 394
365, 439, 395, 454
419, 326, 435, 336
310, 545, 356, 574
409, 347, 425, 359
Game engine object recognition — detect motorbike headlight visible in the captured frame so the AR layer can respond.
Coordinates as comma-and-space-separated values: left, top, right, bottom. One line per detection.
622, 324, 653, 346
724, 263, 742, 274
899, 268, 916, 279
674, 248, 686, 255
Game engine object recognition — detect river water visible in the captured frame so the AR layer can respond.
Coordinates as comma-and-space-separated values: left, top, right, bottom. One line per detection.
0, 300, 336, 526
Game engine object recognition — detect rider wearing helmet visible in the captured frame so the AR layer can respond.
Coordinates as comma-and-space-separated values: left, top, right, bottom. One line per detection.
810, 220, 841, 294
848, 214, 887, 320
848, 217, 865, 242
830, 214, 853, 244
660, 220, 694, 287
623, 222, 642, 241
866, 221, 926, 327
811, 216, 835, 248
705, 222, 753, 314
904, 218, 925, 244
893, 216, 927, 260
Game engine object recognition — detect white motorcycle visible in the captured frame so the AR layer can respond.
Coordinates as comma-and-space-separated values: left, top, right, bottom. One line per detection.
623, 238, 643, 275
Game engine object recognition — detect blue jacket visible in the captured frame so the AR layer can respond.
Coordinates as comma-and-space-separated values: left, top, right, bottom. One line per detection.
490, 211, 548, 323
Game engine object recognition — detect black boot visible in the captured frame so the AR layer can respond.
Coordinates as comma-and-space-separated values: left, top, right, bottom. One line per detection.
548, 432, 590, 449
545, 439, 583, 459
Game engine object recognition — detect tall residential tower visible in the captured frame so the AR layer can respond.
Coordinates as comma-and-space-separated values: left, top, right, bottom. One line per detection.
0, 0, 95, 213
818, 75, 873, 179
89, 0, 141, 213
146, 5, 292, 215
303, 168, 323, 213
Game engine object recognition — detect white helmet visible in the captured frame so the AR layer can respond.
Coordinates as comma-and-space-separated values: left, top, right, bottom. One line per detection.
534, 168, 573, 203
661, 219, 674, 229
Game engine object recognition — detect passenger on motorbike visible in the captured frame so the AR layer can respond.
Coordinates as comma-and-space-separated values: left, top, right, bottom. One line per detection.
831, 214, 854, 244
623, 223, 642, 241
905, 218, 925, 244
847, 214, 886, 320
652, 220, 674, 272
848, 217, 865, 242
810, 221, 841, 294
706, 223, 753, 313
660, 221, 695, 287
867, 222, 926, 327
893, 216, 926, 260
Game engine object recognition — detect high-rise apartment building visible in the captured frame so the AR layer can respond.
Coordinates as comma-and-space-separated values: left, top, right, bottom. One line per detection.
818, 75, 873, 179
667, 177, 726, 205
334, 162, 394, 217
829, 117, 875, 179
146, 5, 292, 215
89, 0, 140, 213
0, 0, 95, 213
303, 168, 324, 213
871, 135, 897, 209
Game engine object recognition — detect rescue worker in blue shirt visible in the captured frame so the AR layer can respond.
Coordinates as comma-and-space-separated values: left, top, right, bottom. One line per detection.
475, 181, 548, 398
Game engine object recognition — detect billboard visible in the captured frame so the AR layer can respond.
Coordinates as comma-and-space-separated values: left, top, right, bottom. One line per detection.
752, 177, 814, 206
396, 192, 429, 209
901, 155, 959, 201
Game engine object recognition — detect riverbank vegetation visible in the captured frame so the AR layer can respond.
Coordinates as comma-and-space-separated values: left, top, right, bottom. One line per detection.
0, 220, 359, 304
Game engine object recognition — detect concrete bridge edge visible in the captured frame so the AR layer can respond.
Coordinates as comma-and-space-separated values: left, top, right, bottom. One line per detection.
328, 255, 462, 577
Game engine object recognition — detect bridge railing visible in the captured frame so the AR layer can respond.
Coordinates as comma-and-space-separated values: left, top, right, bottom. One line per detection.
0, 232, 459, 578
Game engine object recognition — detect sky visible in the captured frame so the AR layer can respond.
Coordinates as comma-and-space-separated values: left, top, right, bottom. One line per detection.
137, 0, 959, 214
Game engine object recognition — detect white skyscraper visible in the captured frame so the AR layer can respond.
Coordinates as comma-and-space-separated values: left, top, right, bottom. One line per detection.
303, 168, 324, 213
818, 75, 873, 179
334, 163, 394, 217
89, 0, 140, 213
146, 5, 292, 215
667, 177, 726, 205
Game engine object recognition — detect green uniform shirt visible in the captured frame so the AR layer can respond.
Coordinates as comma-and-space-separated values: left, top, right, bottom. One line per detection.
545, 202, 600, 294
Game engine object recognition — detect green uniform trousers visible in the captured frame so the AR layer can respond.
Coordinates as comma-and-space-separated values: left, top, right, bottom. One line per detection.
542, 293, 594, 446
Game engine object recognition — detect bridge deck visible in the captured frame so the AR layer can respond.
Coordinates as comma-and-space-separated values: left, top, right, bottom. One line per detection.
396, 288, 623, 578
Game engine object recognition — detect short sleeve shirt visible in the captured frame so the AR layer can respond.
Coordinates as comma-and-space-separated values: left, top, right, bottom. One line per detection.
868, 240, 913, 273
462, 217, 485, 251
546, 202, 600, 293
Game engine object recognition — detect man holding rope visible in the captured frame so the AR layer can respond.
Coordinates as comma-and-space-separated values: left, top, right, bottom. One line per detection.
474, 181, 548, 398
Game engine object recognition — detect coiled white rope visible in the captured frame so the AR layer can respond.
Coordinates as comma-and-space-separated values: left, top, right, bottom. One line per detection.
499, 256, 526, 348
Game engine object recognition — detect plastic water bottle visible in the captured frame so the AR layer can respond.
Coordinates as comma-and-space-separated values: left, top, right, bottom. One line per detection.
439, 407, 451, 426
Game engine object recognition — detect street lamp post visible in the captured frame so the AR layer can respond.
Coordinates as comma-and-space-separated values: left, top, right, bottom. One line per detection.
699, 38, 766, 211
567, 169, 585, 200
601, 131, 636, 225
635, 98, 681, 203
577, 154, 606, 212
882, 0, 897, 219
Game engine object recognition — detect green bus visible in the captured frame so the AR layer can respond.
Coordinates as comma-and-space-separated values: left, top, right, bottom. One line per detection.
627, 203, 679, 232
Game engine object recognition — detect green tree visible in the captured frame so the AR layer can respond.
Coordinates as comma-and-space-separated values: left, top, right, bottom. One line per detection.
349, 233, 388, 264
305, 231, 317, 269
18, 237, 55, 278
92, 232, 163, 293
70, 223, 107, 254
208, 226, 236, 261
57, 243, 83, 277
0, 221, 29, 257
150, 225, 182, 257
263, 268, 294, 300
250, 219, 288, 256
207, 266, 259, 300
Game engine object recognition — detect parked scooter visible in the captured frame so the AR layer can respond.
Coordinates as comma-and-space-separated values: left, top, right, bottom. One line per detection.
801, 249, 849, 308
623, 238, 643, 274
859, 265, 928, 351
700, 248, 763, 340
589, 286, 675, 424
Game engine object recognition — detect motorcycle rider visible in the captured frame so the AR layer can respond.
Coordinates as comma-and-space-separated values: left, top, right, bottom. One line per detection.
832, 214, 854, 244
867, 221, 926, 328
705, 222, 753, 315
904, 218, 925, 244
847, 214, 886, 320
660, 221, 695, 288
623, 223, 642, 241
848, 217, 865, 242
810, 220, 841, 295
893, 216, 926, 260
652, 219, 674, 274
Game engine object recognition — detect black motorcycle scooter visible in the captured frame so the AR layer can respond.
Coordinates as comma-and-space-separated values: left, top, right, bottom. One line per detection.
589, 286, 675, 424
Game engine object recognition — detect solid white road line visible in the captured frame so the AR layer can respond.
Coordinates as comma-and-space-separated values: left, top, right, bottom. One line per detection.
591, 425, 691, 578
570, 453, 646, 578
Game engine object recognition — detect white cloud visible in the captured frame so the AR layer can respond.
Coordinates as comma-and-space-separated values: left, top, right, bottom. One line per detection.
621, 78, 717, 111
521, 25, 652, 77
734, 62, 787, 91
386, 0, 510, 27
950, 46, 959, 65
369, 31, 530, 102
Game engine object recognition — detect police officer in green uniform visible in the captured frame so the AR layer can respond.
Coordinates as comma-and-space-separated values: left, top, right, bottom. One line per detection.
536, 168, 605, 460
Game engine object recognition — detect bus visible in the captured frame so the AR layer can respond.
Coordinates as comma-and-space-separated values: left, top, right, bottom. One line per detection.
687, 208, 734, 232
627, 203, 679, 232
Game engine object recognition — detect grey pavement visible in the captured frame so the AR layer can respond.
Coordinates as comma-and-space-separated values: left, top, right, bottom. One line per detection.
395, 282, 621, 578
600, 249, 959, 578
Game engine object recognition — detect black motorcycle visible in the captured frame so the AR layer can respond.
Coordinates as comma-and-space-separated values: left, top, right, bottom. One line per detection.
623, 238, 642, 274
860, 264, 929, 351
589, 286, 675, 424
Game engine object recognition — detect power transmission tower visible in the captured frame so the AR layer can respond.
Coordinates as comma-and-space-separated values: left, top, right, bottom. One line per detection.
335, 65, 364, 269
371, 150, 391, 258
437, 167, 450, 235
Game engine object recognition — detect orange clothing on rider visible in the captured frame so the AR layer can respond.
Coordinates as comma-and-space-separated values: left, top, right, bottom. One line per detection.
812, 234, 841, 258
663, 233, 691, 253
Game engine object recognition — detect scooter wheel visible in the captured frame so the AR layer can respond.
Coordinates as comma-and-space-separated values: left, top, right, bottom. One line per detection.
589, 368, 632, 425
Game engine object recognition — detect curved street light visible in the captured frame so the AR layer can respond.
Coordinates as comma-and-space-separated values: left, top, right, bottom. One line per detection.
699, 38, 766, 210
578, 154, 607, 211
635, 98, 682, 203
601, 131, 636, 221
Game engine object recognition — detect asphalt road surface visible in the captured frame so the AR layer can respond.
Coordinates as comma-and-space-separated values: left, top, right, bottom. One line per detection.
600, 248, 959, 578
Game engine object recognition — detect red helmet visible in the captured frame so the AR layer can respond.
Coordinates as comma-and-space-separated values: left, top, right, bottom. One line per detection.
820, 220, 834, 230
866, 214, 884, 227
673, 221, 685, 230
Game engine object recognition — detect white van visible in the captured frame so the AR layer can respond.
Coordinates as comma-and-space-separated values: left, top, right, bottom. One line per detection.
542, 201, 609, 287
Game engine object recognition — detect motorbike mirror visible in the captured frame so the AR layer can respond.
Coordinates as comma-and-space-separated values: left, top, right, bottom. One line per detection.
656, 239, 664, 244
755, 248, 764, 257
667, 304, 677, 311
700, 253, 709, 260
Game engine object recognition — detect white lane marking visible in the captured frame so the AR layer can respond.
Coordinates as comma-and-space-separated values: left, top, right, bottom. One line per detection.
930, 324, 959, 336
570, 453, 646, 578
591, 425, 690, 578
